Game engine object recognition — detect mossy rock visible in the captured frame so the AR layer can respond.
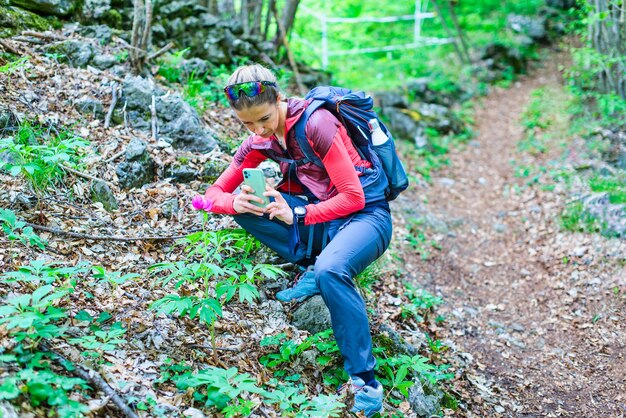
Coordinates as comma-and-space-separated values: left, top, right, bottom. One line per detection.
45, 39, 95, 67
101, 9, 122, 28
91, 180, 118, 212
201, 159, 229, 183
0, 6, 51, 37
10, 0, 79, 17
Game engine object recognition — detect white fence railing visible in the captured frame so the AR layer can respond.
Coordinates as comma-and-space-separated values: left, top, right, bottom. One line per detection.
299, 0, 454, 68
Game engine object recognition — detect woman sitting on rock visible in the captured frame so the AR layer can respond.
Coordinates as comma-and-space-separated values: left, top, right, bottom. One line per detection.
193, 63, 393, 417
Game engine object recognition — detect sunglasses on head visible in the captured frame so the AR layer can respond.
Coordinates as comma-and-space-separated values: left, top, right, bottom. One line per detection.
223, 81, 277, 101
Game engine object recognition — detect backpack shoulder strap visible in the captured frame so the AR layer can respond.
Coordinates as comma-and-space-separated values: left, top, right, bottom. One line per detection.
293, 100, 326, 169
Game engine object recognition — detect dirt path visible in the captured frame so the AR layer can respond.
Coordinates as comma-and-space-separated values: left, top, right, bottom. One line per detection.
401, 55, 625, 417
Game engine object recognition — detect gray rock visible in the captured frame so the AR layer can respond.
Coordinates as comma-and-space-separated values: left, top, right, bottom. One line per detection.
0, 5, 51, 36
378, 323, 424, 355
158, 0, 205, 18
377, 91, 409, 109
74, 96, 104, 119
82, 0, 111, 20
91, 54, 118, 70
91, 180, 118, 211
125, 138, 147, 161
166, 164, 196, 183
407, 77, 469, 106
121, 76, 217, 152
45, 40, 95, 68
116, 160, 155, 189
122, 76, 165, 111
417, 102, 465, 134
78, 24, 113, 44
202, 159, 230, 183
117, 138, 155, 189
581, 192, 626, 237
156, 94, 217, 152
10, 0, 76, 16
507, 14, 548, 44
291, 296, 331, 335
480, 42, 526, 74
409, 379, 443, 417
160, 198, 179, 218
511, 323, 525, 333
179, 57, 211, 78
0, 104, 19, 136
384, 110, 420, 141
598, 129, 626, 169
382, 101, 465, 142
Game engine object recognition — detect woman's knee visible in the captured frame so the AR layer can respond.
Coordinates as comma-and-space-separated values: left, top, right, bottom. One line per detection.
314, 258, 354, 291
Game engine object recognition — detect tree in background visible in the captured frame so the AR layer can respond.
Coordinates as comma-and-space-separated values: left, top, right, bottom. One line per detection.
199, 0, 302, 50
585, 0, 625, 99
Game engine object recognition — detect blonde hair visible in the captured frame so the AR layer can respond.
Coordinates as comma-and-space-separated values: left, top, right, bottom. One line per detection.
225, 64, 281, 110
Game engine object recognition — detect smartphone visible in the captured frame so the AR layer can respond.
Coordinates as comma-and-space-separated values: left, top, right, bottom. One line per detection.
242, 168, 270, 208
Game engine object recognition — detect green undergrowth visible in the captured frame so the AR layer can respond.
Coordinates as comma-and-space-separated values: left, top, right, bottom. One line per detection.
0, 120, 90, 204
0, 207, 457, 416
511, 53, 626, 238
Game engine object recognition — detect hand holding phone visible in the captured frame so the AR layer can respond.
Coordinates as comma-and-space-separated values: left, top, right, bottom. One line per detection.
242, 168, 270, 209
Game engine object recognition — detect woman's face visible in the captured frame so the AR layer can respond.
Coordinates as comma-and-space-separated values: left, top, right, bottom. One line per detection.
234, 101, 281, 138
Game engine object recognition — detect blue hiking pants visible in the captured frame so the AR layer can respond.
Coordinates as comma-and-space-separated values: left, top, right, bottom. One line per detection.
234, 193, 393, 376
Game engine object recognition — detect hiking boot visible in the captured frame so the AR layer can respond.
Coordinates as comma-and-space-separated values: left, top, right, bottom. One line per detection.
275, 266, 319, 303
341, 377, 383, 417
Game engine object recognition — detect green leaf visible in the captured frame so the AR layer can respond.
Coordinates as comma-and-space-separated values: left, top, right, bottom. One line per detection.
28, 381, 52, 405
30, 284, 53, 305
9, 165, 22, 176
96, 311, 112, 323
0, 378, 20, 400
74, 310, 92, 322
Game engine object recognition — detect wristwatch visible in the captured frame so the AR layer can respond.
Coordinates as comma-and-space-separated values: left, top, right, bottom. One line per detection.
293, 206, 307, 224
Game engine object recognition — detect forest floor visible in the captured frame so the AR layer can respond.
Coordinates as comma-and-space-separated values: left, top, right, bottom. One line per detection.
400, 51, 626, 417
1, 38, 625, 418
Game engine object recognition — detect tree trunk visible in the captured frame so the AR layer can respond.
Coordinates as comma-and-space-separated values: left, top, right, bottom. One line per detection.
221, 0, 236, 15
241, 0, 249, 35
250, 0, 264, 36
207, 0, 218, 14
274, 0, 301, 48
263, 0, 275, 40
589, 0, 626, 99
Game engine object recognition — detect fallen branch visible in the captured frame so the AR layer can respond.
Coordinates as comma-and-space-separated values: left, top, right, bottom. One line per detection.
25, 222, 200, 242
112, 36, 146, 56
0, 39, 21, 55
104, 148, 126, 163
41, 343, 139, 418
61, 164, 114, 188
104, 82, 118, 129
20, 30, 69, 41
12, 36, 45, 45
146, 42, 174, 61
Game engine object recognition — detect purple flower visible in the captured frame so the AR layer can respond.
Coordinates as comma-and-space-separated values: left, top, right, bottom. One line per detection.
192, 195, 208, 210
